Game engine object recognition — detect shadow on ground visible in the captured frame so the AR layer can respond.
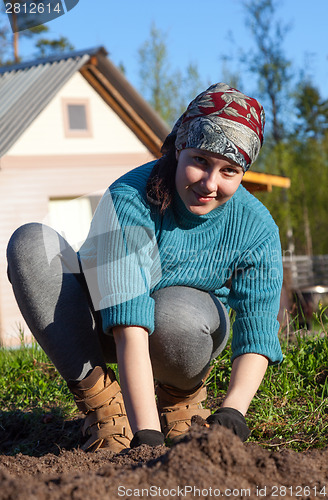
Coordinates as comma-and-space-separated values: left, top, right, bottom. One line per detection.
0, 408, 82, 456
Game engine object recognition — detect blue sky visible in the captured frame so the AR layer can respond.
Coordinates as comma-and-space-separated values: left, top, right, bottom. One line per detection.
10, 0, 328, 100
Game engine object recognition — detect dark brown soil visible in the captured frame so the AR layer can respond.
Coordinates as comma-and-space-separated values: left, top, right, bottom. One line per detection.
0, 421, 327, 500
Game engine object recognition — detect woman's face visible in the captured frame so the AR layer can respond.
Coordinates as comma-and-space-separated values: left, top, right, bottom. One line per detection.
175, 148, 244, 215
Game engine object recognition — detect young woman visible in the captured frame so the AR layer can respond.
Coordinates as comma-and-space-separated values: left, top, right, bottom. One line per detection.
7, 83, 283, 452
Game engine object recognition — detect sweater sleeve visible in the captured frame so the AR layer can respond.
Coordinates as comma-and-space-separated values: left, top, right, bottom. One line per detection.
228, 229, 283, 365
79, 187, 161, 334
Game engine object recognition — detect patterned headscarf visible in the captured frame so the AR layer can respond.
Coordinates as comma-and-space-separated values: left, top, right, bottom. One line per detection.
171, 83, 265, 171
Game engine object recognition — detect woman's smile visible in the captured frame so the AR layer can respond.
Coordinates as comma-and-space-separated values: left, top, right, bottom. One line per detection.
192, 190, 217, 203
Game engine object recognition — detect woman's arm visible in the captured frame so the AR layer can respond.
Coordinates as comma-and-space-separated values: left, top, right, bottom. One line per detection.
221, 352, 268, 415
113, 325, 161, 434
206, 353, 268, 441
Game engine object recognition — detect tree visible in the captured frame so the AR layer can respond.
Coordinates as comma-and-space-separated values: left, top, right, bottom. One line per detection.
35, 36, 74, 58
243, 0, 292, 148
219, 31, 243, 90
294, 81, 328, 139
0, 8, 15, 64
13, 24, 49, 63
290, 82, 328, 254
241, 0, 297, 255
138, 23, 178, 125
257, 84, 328, 255
138, 23, 204, 126
0, 3, 74, 65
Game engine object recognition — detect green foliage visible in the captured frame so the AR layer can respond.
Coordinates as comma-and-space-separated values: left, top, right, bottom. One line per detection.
35, 36, 74, 58
138, 23, 177, 125
257, 132, 328, 254
294, 81, 328, 139
243, 0, 292, 144
138, 23, 205, 126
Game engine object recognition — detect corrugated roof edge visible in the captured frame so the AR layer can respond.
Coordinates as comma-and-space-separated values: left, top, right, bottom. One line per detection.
0, 46, 106, 74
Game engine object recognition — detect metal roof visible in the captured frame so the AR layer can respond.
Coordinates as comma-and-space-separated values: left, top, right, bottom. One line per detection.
0, 48, 109, 157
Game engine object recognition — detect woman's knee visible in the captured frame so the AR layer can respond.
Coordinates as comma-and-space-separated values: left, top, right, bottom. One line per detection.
7, 223, 44, 282
7, 223, 79, 280
150, 286, 230, 364
152, 286, 222, 337
149, 287, 217, 367
7, 223, 43, 258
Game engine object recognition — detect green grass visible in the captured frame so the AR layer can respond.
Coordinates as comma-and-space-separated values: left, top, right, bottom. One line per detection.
0, 308, 327, 455
0, 336, 74, 415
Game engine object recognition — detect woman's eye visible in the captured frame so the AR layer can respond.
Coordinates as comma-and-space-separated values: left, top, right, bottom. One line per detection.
223, 167, 238, 175
194, 156, 207, 165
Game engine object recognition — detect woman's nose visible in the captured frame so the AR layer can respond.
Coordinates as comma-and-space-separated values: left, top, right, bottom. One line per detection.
200, 170, 218, 193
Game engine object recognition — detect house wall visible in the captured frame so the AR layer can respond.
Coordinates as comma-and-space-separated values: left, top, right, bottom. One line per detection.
0, 72, 155, 346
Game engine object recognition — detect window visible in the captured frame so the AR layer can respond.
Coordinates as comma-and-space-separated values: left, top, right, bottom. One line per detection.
62, 98, 92, 137
68, 104, 87, 130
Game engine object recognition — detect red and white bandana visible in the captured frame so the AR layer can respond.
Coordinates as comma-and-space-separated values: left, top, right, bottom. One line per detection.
173, 83, 265, 171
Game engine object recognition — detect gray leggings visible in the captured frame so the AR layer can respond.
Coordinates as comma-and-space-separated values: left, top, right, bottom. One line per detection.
6, 223, 230, 390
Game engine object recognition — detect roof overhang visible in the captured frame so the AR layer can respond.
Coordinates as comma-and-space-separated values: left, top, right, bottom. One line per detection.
242, 170, 291, 192
79, 48, 168, 158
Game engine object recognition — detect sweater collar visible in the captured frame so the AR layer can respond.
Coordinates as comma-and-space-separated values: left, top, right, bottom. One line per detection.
172, 189, 231, 229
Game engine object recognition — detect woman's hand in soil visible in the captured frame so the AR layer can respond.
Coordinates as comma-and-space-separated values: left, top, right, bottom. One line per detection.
130, 429, 165, 448
206, 407, 250, 442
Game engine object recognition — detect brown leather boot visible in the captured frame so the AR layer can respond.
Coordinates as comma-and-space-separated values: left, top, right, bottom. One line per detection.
68, 366, 133, 453
156, 368, 212, 442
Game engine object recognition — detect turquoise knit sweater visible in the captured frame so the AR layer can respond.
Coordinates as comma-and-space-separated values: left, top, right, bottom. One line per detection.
79, 161, 283, 364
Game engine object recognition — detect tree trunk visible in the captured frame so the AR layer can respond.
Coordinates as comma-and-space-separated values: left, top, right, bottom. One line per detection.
12, 13, 19, 62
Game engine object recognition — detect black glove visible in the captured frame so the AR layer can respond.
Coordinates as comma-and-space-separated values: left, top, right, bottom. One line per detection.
206, 407, 251, 442
130, 429, 165, 448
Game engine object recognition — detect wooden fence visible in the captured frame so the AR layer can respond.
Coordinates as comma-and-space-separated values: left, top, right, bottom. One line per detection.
283, 255, 328, 290
282, 255, 328, 327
